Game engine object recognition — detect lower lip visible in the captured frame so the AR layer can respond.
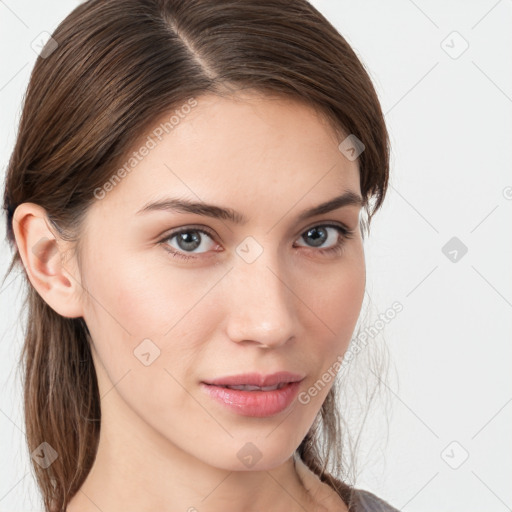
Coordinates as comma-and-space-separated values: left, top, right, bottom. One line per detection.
200, 381, 302, 417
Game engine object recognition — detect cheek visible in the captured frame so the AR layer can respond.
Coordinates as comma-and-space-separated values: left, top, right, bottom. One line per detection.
80, 252, 214, 417
85, 249, 205, 332
81, 251, 223, 374
331, 270, 365, 337
298, 247, 366, 377
293, 254, 365, 410
306, 247, 365, 330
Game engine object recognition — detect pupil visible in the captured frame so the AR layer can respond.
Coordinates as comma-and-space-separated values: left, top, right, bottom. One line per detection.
306, 227, 327, 247
178, 231, 200, 251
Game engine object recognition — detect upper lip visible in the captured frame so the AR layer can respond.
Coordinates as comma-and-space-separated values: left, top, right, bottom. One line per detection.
203, 372, 305, 387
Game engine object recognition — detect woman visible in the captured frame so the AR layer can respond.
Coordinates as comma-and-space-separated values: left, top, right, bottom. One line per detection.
2, 0, 399, 510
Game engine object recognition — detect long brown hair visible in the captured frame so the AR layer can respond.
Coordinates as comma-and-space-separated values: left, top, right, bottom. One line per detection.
2, 0, 390, 510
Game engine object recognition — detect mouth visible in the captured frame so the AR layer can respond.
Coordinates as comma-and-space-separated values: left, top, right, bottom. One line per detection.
216, 382, 289, 392
200, 372, 305, 417
202, 371, 305, 388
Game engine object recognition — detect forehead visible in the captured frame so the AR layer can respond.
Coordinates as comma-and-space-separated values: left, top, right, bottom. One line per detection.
93, 91, 361, 216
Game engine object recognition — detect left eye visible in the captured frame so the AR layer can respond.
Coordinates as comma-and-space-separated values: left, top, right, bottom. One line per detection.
295, 225, 346, 250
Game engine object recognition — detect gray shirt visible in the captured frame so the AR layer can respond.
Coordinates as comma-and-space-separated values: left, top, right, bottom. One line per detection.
350, 488, 401, 512
293, 453, 400, 511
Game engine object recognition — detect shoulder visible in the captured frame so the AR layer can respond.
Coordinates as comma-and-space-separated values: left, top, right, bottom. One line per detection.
293, 454, 400, 512
348, 488, 401, 512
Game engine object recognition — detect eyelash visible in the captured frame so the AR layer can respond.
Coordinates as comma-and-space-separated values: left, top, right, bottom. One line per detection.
158, 223, 355, 261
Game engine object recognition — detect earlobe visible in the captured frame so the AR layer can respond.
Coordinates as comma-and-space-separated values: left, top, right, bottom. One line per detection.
12, 202, 84, 318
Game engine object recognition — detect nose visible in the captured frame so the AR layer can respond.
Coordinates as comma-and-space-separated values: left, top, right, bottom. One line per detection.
224, 252, 298, 349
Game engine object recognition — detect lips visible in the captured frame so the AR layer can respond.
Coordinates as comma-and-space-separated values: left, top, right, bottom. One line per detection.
202, 371, 305, 389
222, 383, 288, 392
201, 372, 305, 417
201, 372, 304, 418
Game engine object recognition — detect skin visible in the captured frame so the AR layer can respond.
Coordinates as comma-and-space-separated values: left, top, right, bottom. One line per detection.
13, 90, 366, 511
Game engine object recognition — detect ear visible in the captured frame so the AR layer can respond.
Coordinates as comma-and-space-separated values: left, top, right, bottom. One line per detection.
12, 202, 84, 318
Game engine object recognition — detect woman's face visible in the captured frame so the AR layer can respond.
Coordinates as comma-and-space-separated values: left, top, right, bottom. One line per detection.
77, 90, 366, 471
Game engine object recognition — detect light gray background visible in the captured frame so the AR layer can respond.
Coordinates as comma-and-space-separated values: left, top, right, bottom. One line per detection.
1, 1, 511, 511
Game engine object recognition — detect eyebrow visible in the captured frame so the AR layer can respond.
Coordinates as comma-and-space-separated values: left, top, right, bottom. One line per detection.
135, 191, 363, 224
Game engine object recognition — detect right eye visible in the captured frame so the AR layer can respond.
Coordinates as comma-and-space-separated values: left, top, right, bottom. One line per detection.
158, 227, 220, 260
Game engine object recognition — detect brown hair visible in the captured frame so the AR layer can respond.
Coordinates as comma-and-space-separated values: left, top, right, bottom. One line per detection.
2, 0, 390, 510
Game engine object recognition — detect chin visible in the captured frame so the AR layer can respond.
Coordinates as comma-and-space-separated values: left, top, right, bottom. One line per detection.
191, 429, 305, 472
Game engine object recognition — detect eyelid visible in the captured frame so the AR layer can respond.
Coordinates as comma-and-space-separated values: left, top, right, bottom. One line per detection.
159, 224, 218, 241
159, 220, 352, 244
299, 219, 352, 235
